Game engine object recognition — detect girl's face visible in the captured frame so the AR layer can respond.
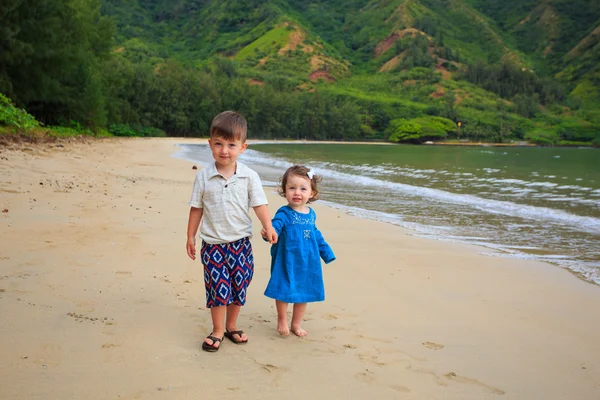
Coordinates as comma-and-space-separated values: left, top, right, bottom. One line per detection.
284, 174, 315, 210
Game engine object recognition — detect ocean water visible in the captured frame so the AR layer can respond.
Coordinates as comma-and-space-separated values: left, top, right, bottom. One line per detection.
175, 142, 600, 285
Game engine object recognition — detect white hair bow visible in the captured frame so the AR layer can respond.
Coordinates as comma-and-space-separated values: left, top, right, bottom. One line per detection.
307, 168, 314, 179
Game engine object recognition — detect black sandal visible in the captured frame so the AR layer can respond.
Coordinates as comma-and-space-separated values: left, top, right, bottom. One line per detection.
202, 335, 223, 352
224, 330, 248, 344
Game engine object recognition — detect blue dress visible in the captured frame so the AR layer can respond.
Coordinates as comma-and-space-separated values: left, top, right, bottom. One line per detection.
264, 206, 336, 303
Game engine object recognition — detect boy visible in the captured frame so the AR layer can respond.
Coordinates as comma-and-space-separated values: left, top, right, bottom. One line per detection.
186, 111, 277, 352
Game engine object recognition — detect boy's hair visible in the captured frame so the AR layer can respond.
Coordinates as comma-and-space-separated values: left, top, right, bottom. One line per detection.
278, 165, 322, 203
210, 111, 248, 142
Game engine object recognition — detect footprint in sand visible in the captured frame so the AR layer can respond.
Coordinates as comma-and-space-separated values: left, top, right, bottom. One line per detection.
251, 358, 282, 374
444, 372, 506, 395
359, 354, 387, 367
322, 313, 338, 320
249, 313, 271, 324
355, 334, 393, 344
67, 312, 114, 326
407, 366, 448, 387
422, 341, 444, 350
309, 345, 344, 355
355, 369, 376, 384
251, 358, 287, 387
389, 384, 411, 393
329, 326, 346, 332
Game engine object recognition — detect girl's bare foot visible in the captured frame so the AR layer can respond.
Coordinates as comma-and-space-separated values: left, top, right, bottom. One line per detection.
277, 315, 290, 336
291, 324, 307, 337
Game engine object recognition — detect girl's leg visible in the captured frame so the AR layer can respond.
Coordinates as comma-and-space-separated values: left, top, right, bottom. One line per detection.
291, 303, 308, 337
225, 304, 248, 342
275, 300, 290, 336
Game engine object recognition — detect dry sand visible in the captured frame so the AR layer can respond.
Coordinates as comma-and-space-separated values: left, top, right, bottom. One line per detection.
1, 137, 599, 400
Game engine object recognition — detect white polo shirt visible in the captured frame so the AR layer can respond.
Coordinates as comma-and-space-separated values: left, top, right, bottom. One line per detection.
189, 162, 268, 244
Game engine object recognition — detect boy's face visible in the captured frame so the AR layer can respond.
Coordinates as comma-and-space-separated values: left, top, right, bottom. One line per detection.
208, 136, 248, 168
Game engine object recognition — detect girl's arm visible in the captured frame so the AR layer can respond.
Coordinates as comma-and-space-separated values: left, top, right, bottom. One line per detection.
260, 208, 286, 241
315, 228, 336, 264
271, 209, 286, 236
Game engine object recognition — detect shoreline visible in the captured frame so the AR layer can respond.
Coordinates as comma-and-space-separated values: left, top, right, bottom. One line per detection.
1, 137, 599, 399
2, 133, 597, 149
176, 139, 600, 287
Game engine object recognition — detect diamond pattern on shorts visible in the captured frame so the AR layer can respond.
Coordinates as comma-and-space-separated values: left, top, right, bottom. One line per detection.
201, 237, 254, 308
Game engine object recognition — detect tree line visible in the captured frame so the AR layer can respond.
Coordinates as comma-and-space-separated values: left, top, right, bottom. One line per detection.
1, 0, 596, 145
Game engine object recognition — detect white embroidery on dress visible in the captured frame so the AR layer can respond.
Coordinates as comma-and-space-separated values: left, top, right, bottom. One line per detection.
303, 230, 311, 239
291, 211, 315, 225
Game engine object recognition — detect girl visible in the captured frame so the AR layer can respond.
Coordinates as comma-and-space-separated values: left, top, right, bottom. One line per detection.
262, 165, 336, 337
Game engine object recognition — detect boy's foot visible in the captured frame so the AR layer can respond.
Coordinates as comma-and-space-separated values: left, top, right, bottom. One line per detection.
202, 334, 223, 352
224, 329, 248, 344
291, 325, 307, 337
277, 316, 290, 336
224, 326, 248, 343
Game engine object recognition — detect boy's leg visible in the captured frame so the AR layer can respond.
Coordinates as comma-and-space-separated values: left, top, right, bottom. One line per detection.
276, 300, 290, 336
225, 304, 247, 342
225, 237, 254, 342
291, 303, 308, 337
206, 306, 226, 348
201, 241, 231, 349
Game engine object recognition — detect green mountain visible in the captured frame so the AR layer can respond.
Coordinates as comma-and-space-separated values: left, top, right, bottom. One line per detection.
1, 0, 599, 144
469, 0, 600, 97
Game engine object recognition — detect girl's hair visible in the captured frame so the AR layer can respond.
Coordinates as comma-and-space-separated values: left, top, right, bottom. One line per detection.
210, 111, 247, 142
278, 165, 322, 203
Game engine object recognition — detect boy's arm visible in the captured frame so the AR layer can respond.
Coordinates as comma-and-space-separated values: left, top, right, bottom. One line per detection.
187, 172, 205, 260
186, 207, 203, 260
260, 208, 285, 241
253, 204, 277, 244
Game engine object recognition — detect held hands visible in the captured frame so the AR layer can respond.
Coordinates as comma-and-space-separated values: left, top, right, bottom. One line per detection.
261, 226, 278, 244
186, 237, 197, 260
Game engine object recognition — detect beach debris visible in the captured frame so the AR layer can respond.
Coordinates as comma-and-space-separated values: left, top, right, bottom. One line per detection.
192, 165, 198, 170
422, 341, 444, 350
1, 209, 7, 213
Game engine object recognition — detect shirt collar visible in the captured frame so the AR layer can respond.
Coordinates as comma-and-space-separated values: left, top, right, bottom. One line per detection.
207, 162, 250, 179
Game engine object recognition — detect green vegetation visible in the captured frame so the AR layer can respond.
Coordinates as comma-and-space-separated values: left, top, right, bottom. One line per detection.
0, 94, 108, 139
1, 0, 599, 146
0, 94, 39, 130
387, 116, 456, 143
235, 26, 292, 60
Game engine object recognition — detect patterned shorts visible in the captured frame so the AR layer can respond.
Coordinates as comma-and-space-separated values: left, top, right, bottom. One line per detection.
201, 237, 254, 308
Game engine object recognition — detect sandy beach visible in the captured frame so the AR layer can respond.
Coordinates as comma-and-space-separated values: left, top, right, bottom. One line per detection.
1, 137, 599, 400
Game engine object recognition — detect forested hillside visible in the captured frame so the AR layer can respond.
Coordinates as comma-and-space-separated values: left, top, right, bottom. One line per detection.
1, 0, 599, 145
